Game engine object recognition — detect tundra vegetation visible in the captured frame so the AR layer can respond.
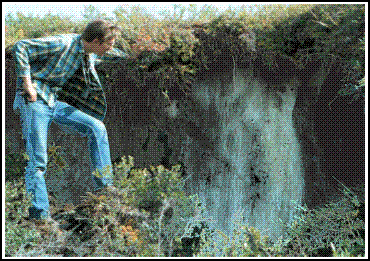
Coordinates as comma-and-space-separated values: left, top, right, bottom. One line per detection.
5, 4, 365, 257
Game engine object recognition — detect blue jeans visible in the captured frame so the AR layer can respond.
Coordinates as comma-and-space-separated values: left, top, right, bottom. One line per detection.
14, 93, 113, 219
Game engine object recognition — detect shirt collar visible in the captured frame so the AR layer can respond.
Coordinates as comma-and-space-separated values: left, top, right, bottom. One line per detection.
79, 36, 92, 63
79, 35, 87, 55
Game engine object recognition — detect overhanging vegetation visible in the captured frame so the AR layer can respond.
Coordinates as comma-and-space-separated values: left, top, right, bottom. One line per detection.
5, 4, 365, 104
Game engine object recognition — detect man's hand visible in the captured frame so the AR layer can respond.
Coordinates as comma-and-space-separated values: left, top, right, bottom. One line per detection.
21, 77, 37, 102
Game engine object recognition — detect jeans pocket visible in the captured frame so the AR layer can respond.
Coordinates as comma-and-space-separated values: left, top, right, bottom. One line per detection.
13, 92, 24, 112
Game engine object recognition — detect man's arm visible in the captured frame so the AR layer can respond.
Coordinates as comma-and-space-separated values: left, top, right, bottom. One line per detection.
12, 36, 66, 101
94, 47, 129, 65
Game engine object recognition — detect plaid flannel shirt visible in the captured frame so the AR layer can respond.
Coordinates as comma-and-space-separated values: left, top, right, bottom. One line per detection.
13, 34, 127, 119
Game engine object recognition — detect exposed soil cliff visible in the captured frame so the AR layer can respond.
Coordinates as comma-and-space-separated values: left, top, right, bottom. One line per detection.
5, 5, 365, 240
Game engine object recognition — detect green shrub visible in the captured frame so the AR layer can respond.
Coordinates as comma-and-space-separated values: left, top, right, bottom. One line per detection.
5, 180, 41, 256
5, 12, 83, 47
281, 192, 365, 257
194, 186, 365, 257
4, 153, 365, 257
112, 156, 203, 256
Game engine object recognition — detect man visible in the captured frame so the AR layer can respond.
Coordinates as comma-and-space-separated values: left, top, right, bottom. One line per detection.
12, 20, 127, 221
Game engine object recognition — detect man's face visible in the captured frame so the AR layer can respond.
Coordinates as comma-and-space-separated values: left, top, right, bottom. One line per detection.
91, 37, 115, 56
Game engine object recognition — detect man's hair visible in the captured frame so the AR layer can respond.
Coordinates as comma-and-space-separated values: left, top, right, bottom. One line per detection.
81, 20, 121, 43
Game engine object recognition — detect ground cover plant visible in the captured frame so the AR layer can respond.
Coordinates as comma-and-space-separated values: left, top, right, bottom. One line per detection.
5, 153, 366, 257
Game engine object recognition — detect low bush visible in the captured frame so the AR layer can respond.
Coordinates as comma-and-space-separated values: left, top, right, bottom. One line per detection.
194, 190, 365, 257
4, 154, 365, 257
5, 180, 41, 257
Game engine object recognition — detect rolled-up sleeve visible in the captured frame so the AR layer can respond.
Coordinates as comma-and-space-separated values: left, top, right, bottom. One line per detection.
95, 48, 128, 65
12, 40, 32, 78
